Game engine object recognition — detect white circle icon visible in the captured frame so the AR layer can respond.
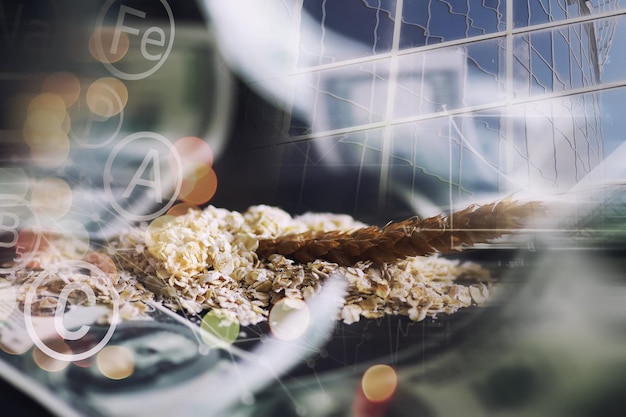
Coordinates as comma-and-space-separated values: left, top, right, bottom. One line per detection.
23, 260, 120, 362
104, 131, 183, 222
95, 0, 175, 80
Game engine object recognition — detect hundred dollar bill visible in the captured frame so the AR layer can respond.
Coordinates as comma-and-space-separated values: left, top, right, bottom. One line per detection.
0, 274, 346, 417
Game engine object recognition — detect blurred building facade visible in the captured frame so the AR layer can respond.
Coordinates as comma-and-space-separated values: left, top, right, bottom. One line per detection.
232, 0, 625, 222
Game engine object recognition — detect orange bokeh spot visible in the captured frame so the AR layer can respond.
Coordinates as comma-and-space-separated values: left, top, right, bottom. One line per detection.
41, 72, 81, 108
23, 92, 71, 168
23, 123, 68, 149
171, 136, 214, 168
361, 364, 398, 403
27, 93, 66, 122
89, 27, 130, 64
23, 109, 66, 137
167, 202, 200, 217
32, 339, 72, 372
96, 345, 135, 380
179, 165, 218, 206
168, 137, 218, 205
86, 78, 128, 118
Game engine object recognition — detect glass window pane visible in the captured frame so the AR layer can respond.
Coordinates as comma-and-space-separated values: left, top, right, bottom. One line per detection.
299, 0, 397, 66
512, 15, 626, 98
514, 0, 626, 28
400, 0, 506, 48
394, 38, 506, 120
288, 60, 391, 135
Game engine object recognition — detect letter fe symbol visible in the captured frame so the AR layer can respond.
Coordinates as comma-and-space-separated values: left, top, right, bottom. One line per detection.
95, 0, 175, 80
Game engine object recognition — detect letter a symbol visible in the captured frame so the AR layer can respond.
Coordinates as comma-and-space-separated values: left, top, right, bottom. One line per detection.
122, 149, 163, 203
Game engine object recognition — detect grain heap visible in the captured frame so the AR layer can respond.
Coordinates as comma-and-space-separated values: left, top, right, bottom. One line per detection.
2, 199, 538, 326
1, 233, 154, 323
109, 200, 537, 326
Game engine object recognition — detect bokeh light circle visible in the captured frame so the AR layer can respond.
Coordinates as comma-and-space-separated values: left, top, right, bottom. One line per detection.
268, 298, 311, 341
86, 78, 128, 118
27, 93, 66, 122
32, 339, 72, 372
171, 136, 214, 168
179, 166, 218, 206
23, 110, 66, 140
361, 364, 398, 403
23, 92, 70, 168
96, 345, 135, 380
170, 137, 218, 205
89, 27, 130, 64
167, 202, 199, 217
200, 309, 240, 348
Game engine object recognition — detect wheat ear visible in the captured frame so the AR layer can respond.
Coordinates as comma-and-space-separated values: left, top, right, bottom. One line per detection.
256, 197, 542, 266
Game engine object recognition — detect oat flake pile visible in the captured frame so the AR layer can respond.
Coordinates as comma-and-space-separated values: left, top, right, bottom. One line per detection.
2, 200, 539, 327
109, 204, 495, 325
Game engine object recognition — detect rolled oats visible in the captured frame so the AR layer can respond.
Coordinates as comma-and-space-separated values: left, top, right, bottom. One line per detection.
2, 205, 494, 327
